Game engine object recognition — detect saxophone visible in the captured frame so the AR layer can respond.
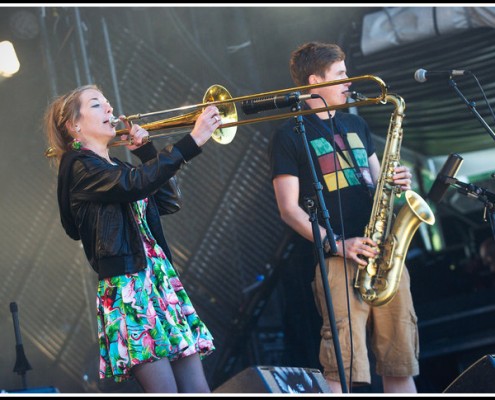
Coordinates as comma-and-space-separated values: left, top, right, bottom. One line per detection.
353, 93, 435, 307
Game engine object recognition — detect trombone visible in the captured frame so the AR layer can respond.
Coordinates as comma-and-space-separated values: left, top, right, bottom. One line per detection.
44, 75, 387, 158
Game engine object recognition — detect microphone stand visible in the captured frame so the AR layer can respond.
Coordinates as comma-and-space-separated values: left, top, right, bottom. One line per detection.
448, 77, 495, 142
10, 302, 32, 390
292, 99, 348, 393
444, 176, 495, 239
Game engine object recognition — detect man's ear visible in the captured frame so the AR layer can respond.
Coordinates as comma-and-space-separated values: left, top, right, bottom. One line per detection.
308, 74, 320, 85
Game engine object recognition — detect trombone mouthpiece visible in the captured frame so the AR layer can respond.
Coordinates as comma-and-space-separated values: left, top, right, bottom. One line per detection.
109, 116, 120, 127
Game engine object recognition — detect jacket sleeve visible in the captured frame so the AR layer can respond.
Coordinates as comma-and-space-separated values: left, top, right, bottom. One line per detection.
69, 134, 201, 204
131, 142, 183, 215
153, 175, 182, 215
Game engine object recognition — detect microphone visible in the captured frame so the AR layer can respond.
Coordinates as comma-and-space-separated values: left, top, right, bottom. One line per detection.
241, 92, 317, 115
427, 153, 464, 203
414, 68, 468, 83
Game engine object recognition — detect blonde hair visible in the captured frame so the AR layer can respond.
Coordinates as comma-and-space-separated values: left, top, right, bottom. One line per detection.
44, 84, 100, 166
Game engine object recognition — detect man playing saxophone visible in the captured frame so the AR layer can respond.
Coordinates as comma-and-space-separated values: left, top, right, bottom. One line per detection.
268, 41, 418, 393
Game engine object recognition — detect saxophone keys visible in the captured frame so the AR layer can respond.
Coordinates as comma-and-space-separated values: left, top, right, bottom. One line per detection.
373, 276, 388, 291
374, 220, 384, 231
366, 263, 377, 276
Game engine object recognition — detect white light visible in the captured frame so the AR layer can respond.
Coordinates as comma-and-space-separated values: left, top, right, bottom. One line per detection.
0, 41, 20, 78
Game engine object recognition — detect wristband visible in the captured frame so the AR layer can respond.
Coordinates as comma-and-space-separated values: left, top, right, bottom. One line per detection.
322, 235, 332, 255
333, 234, 343, 255
323, 234, 342, 256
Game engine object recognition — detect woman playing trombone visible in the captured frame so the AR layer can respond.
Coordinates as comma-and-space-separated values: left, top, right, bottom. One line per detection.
44, 84, 220, 393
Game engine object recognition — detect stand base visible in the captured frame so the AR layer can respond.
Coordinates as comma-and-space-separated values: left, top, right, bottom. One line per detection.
1, 386, 60, 393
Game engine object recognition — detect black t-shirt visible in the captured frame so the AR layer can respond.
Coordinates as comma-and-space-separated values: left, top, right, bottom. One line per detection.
268, 110, 376, 238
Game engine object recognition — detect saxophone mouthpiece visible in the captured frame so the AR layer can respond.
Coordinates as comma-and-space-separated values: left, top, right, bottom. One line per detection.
344, 90, 368, 101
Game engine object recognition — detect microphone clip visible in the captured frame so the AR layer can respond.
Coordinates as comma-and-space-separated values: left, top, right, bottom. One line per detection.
452, 179, 495, 206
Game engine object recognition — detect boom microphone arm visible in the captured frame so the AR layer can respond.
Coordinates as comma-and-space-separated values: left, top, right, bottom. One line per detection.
444, 176, 495, 238
446, 177, 495, 205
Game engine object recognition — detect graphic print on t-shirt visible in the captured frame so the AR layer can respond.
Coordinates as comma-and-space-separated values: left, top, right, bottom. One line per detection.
310, 132, 373, 192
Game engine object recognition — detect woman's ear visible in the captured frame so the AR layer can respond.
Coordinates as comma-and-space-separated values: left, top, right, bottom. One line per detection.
65, 120, 80, 136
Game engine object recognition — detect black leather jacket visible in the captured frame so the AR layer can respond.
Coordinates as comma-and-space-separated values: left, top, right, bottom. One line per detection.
57, 135, 201, 279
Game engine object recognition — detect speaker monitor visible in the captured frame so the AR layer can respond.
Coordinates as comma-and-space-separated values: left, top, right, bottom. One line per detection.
213, 365, 332, 394
444, 354, 495, 393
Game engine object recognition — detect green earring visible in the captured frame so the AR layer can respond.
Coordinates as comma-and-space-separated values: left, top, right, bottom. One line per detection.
71, 138, 82, 151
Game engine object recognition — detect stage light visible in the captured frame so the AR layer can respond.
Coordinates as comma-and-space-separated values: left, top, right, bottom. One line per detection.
0, 41, 20, 79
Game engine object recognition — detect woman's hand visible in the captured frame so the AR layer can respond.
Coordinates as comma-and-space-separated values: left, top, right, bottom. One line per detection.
190, 105, 222, 147
119, 117, 150, 151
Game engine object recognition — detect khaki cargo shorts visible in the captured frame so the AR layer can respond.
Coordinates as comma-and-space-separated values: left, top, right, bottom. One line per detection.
312, 256, 420, 385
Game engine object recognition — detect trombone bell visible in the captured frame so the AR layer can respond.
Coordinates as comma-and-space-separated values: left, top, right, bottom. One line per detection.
203, 85, 237, 145
112, 84, 238, 146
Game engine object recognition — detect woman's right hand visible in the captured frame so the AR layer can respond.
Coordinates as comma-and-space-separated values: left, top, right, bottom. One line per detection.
119, 117, 150, 151
190, 105, 222, 147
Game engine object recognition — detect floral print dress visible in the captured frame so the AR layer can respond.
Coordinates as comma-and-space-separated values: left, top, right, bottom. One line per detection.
96, 198, 215, 382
